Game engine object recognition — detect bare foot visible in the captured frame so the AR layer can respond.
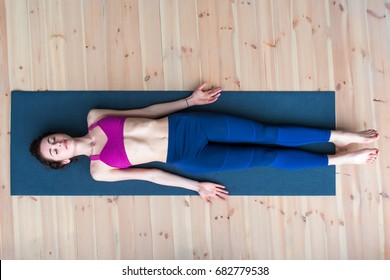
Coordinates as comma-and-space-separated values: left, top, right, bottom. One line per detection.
330, 130, 379, 147
328, 148, 379, 166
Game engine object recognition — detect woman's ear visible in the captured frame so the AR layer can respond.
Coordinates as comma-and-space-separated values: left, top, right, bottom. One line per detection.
61, 159, 71, 165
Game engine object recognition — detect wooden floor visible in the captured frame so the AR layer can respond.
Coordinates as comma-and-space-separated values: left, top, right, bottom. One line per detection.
1, 0, 389, 260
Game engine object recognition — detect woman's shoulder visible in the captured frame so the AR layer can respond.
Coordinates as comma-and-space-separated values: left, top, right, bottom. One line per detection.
87, 109, 99, 126
87, 109, 110, 126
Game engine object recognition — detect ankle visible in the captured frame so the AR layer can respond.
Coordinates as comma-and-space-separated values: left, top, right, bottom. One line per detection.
327, 154, 338, 166
329, 130, 344, 142
327, 151, 347, 166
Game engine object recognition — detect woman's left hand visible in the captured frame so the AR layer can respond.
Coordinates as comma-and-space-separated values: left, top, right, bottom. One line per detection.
197, 182, 229, 205
186, 82, 222, 106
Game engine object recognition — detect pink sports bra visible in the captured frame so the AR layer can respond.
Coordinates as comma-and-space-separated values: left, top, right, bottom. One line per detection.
89, 116, 132, 168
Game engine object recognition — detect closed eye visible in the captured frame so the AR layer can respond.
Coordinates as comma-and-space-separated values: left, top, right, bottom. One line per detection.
48, 136, 56, 145
49, 148, 58, 158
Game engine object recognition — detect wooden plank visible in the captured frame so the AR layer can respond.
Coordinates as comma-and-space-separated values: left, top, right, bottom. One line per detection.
255, 0, 277, 90
272, 0, 298, 90
133, 197, 153, 259
93, 196, 117, 259
245, 197, 270, 259
215, 0, 239, 90
139, 0, 164, 89
0, 0, 14, 260
17, 197, 40, 259
292, 0, 315, 90
209, 201, 231, 259
160, 0, 183, 89
227, 197, 249, 259
116, 197, 136, 259
311, 0, 332, 91
328, 0, 354, 122
5, 0, 31, 89
335, 175, 348, 259
54, 197, 77, 259
235, 0, 260, 90
266, 197, 287, 259
105, 0, 129, 89
37, 197, 59, 259
45, 0, 67, 89
171, 196, 193, 259
322, 197, 342, 259
196, 0, 220, 85
177, 0, 202, 89
11, 198, 21, 259
82, 0, 108, 89
27, 0, 49, 90
105, 0, 145, 89
328, 0, 362, 259
190, 197, 212, 260
284, 197, 305, 259
306, 197, 327, 259
122, 0, 144, 89
74, 197, 96, 259
366, 0, 390, 259
62, 0, 86, 89
5, 0, 37, 260
150, 197, 175, 259
347, 0, 380, 259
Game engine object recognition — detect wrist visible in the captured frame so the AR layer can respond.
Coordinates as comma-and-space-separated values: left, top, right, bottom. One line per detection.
185, 96, 194, 107
188, 180, 201, 192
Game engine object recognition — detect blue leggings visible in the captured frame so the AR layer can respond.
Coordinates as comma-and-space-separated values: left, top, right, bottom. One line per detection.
166, 113, 331, 174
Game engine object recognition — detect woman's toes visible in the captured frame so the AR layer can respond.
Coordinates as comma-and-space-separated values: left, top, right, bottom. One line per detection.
367, 150, 379, 163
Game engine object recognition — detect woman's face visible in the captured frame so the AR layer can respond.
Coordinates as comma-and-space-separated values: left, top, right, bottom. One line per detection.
39, 133, 75, 163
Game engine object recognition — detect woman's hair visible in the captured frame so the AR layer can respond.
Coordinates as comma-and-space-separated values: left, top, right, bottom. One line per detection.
30, 132, 77, 169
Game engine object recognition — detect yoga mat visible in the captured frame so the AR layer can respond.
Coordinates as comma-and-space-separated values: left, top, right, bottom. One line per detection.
11, 90, 335, 196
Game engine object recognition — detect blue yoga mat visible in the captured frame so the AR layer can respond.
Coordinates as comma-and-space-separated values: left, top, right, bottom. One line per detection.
11, 90, 335, 196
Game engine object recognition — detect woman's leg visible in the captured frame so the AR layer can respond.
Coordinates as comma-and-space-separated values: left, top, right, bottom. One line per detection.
194, 113, 331, 146
191, 112, 379, 147
171, 144, 379, 174
172, 144, 328, 173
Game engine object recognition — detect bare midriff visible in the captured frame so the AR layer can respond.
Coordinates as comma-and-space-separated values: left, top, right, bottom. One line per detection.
122, 117, 169, 165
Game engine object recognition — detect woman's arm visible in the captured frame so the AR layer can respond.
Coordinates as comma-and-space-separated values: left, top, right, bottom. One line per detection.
88, 83, 221, 122
91, 167, 228, 204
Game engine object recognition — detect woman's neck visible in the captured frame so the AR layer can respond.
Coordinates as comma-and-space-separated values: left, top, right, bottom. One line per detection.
72, 134, 96, 157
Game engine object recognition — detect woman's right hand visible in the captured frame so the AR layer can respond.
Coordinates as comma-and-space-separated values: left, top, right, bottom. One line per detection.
197, 182, 229, 205
186, 82, 222, 106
